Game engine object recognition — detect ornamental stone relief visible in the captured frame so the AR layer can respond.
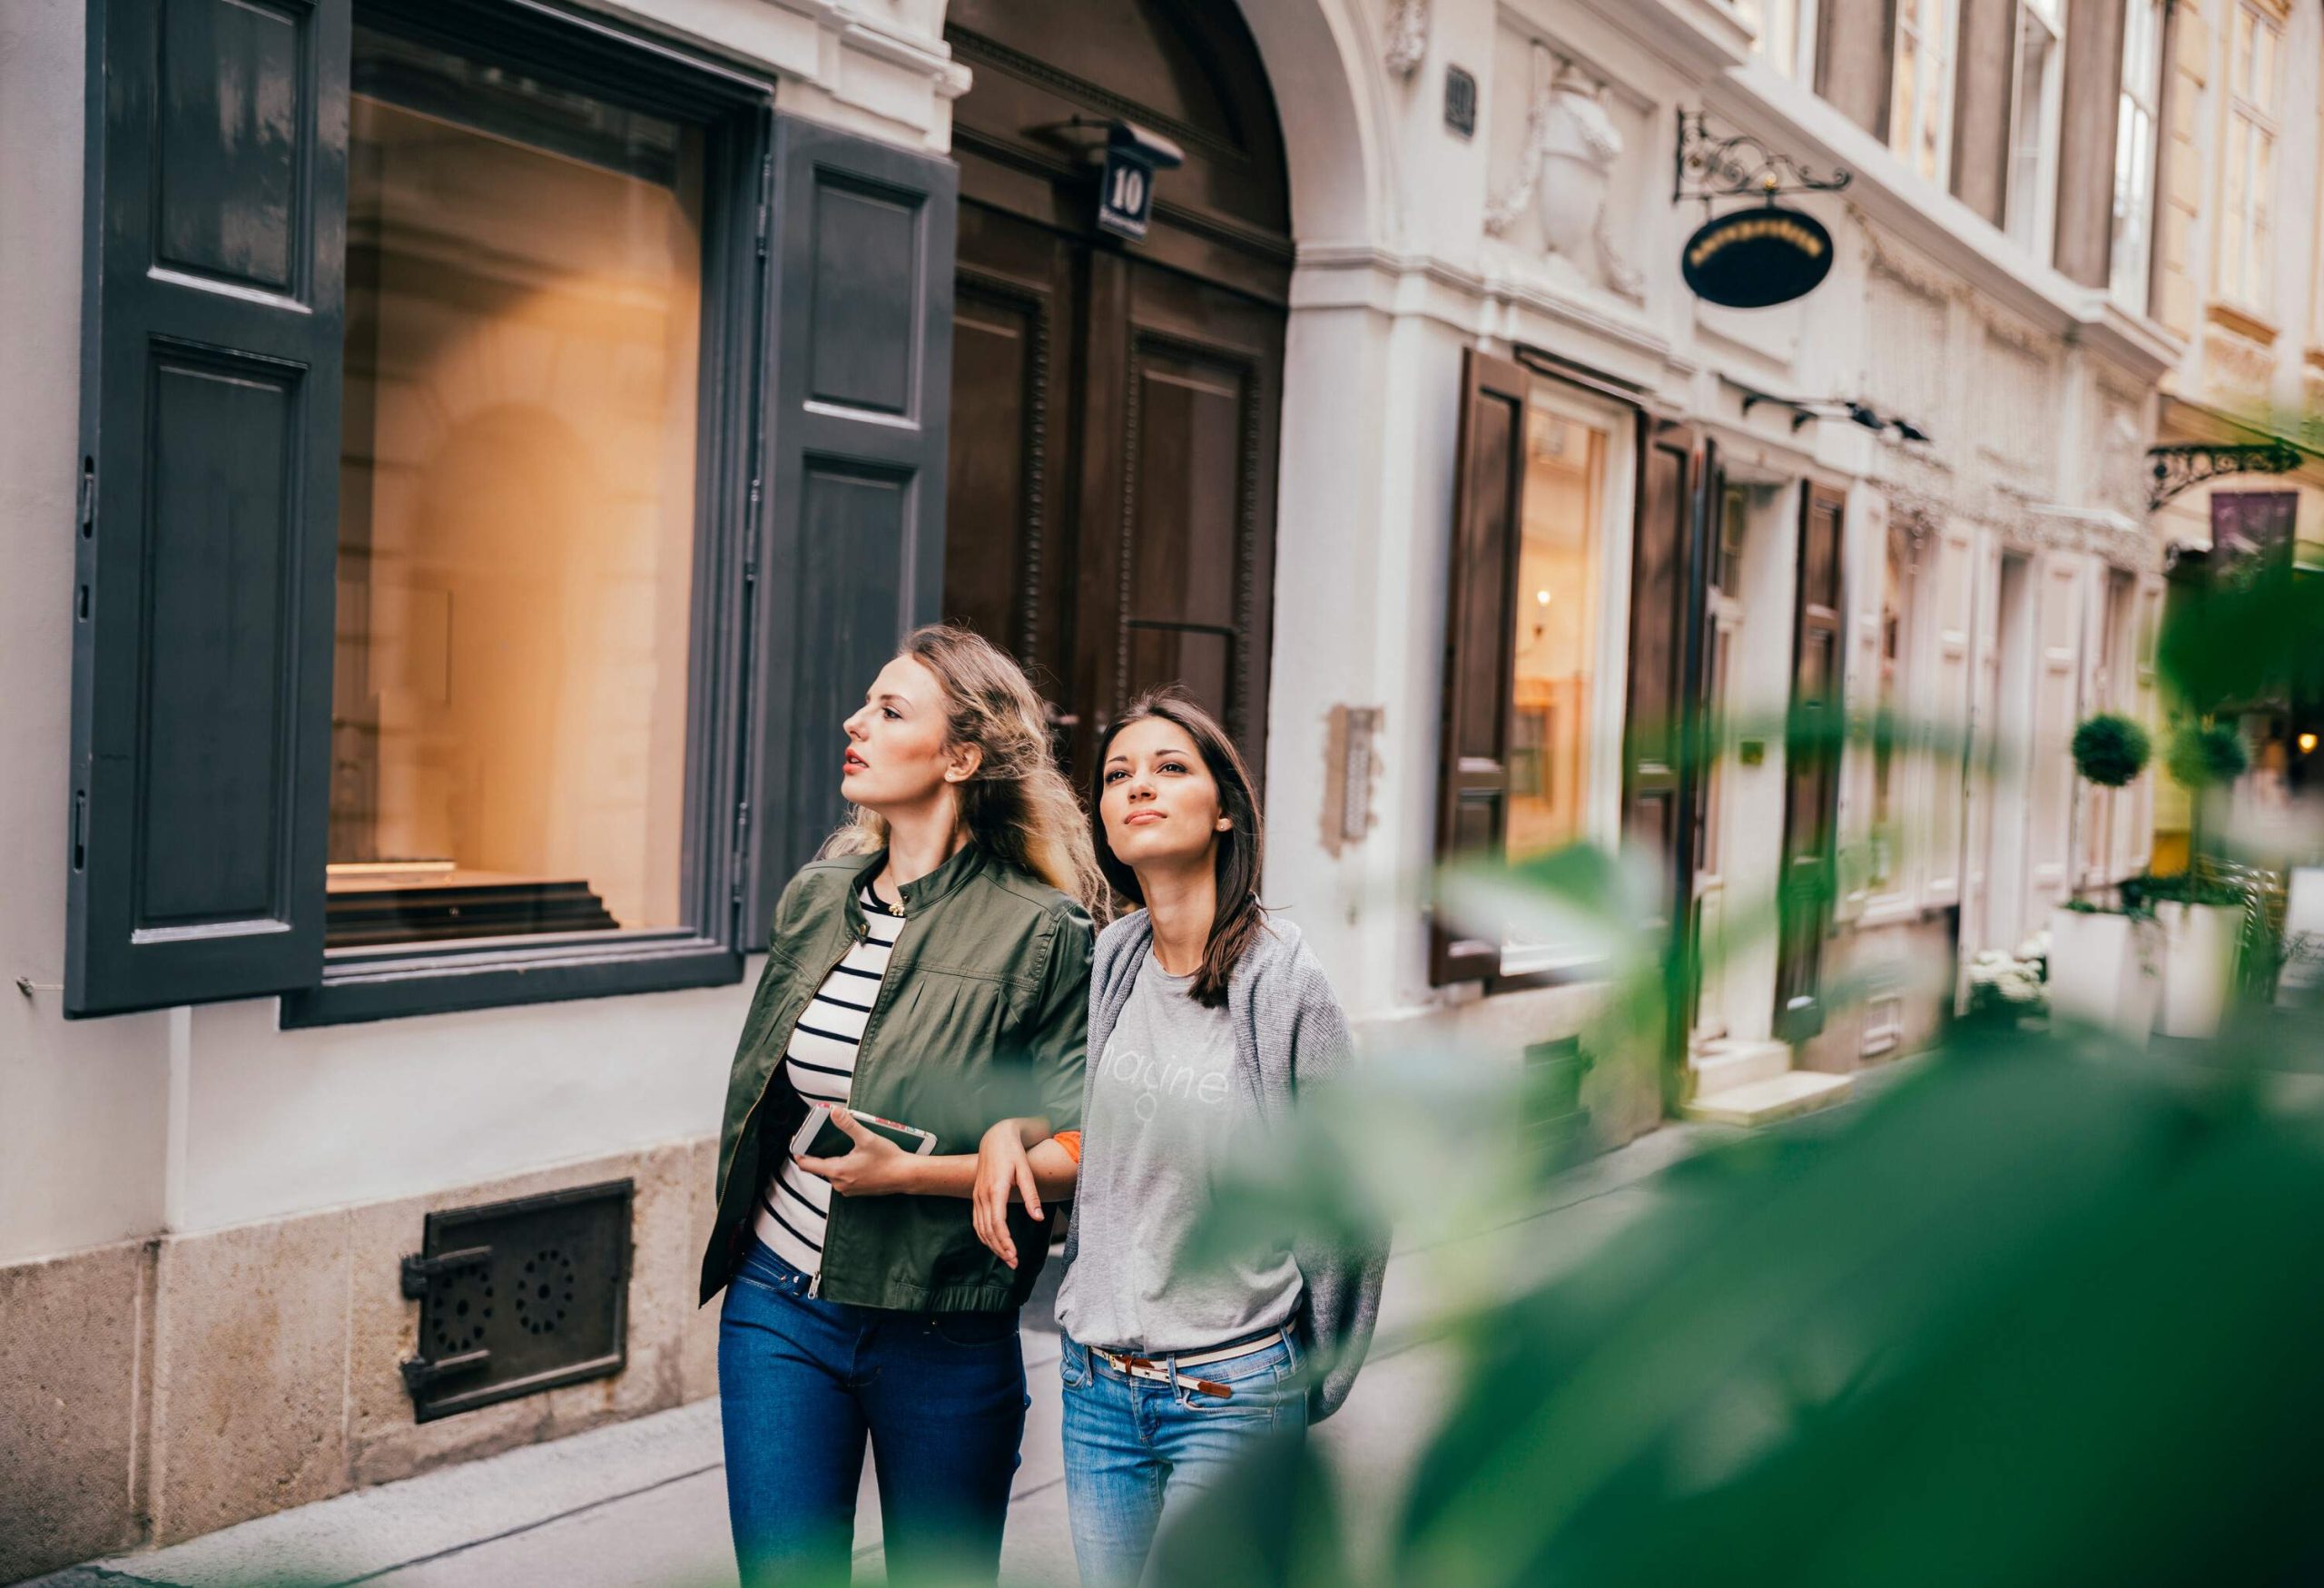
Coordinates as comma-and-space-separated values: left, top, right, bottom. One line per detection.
2093, 399, 2150, 522
1483, 40, 1645, 302
1383, 0, 1429, 76
1863, 265, 1951, 426
1974, 329, 2050, 479
2201, 328, 2276, 409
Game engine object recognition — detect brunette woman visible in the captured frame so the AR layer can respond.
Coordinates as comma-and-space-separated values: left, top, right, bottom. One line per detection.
971, 689, 1388, 1588
702, 625, 1105, 1587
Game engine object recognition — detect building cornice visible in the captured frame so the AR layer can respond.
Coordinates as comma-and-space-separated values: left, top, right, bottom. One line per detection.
1564, 0, 1754, 80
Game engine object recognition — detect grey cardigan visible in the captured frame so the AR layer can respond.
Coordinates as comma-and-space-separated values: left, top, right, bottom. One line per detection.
1059, 911, 1388, 1423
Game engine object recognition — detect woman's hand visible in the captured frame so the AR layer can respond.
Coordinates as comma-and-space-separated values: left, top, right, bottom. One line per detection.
793, 1108, 920, 1198
972, 1119, 1044, 1269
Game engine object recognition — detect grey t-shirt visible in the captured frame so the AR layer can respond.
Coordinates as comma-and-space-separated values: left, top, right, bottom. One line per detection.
1053, 954, 1304, 1352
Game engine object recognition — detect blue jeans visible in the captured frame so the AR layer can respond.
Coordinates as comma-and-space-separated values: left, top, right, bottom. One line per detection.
1058, 1330, 1308, 1588
718, 1243, 1027, 1587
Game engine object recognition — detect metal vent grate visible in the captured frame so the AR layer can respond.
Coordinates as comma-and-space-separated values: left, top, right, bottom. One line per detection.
400, 1179, 633, 1422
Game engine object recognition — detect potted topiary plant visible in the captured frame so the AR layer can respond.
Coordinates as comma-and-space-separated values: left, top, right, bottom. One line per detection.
2046, 714, 2159, 1041
2132, 718, 2251, 1039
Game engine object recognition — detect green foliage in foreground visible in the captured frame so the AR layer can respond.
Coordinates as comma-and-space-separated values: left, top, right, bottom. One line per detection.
1157, 1031, 2324, 1588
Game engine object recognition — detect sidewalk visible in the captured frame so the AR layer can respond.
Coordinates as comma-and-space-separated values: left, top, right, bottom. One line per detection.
31, 1124, 1719, 1588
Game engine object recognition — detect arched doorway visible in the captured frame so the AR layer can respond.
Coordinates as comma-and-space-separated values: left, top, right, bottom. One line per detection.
940, 0, 1292, 783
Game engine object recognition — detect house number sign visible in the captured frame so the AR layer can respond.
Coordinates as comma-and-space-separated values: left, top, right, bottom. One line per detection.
1094, 121, 1185, 243
1098, 152, 1154, 239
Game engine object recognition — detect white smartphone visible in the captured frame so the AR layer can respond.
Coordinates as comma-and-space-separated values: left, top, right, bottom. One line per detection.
788, 1100, 937, 1160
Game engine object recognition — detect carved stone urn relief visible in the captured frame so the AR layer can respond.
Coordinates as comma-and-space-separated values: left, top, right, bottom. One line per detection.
1487, 43, 1644, 300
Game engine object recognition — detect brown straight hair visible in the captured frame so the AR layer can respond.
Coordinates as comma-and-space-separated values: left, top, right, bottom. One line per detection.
1090, 689, 1265, 1009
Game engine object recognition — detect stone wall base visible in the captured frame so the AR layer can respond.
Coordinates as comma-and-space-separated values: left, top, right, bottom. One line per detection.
1797, 913, 1959, 1074
0, 1137, 720, 1584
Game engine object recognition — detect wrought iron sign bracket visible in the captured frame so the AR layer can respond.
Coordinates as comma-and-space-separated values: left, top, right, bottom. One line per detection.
1672, 108, 1853, 211
2147, 439, 2304, 509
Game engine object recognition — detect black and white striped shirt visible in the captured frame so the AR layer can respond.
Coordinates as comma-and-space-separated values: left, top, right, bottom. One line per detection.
753, 882, 907, 1278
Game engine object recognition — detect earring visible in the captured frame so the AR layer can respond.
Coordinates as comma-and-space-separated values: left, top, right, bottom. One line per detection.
1215, 817, 1232, 832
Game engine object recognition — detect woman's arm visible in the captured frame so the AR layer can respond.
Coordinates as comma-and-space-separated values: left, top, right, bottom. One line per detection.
789, 1113, 1078, 1198
970, 1118, 1081, 1268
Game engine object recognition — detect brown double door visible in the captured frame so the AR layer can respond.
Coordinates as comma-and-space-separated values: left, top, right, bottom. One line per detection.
937, 0, 1291, 786
943, 202, 1283, 784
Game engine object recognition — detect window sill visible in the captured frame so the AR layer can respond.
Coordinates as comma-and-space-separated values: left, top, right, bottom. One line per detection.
279, 934, 743, 1028
1855, 894, 1925, 931
2206, 300, 2280, 345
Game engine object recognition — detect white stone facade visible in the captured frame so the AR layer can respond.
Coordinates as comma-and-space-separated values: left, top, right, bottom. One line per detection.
0, 0, 2191, 1573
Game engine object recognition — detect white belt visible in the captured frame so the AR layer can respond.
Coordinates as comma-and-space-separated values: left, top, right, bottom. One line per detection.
1088, 1327, 1287, 1398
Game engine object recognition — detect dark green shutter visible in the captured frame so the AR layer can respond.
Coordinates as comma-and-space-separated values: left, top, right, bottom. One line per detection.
742, 115, 957, 949
68, 0, 349, 1015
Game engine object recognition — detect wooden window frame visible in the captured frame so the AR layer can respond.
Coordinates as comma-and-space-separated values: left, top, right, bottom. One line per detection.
1865, 525, 1917, 904
70, 0, 951, 1023
2218, 1, 2283, 315
1430, 350, 1644, 991
1742, 0, 1820, 80
2110, 0, 2165, 309
2004, 0, 2067, 262
1890, 0, 1961, 188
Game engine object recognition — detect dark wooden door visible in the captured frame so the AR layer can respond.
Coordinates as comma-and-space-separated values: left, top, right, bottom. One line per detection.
940, 0, 1290, 784
1777, 484, 1847, 1040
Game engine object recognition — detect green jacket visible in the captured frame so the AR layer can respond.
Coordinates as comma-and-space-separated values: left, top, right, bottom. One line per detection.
698, 843, 1093, 1312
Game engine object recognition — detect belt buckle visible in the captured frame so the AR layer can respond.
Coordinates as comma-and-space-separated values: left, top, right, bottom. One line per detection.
1098, 1347, 1232, 1401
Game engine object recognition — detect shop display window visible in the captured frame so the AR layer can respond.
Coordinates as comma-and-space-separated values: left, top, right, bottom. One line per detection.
330, 27, 704, 950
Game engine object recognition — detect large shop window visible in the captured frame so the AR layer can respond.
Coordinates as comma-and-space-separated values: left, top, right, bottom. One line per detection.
330, 30, 705, 952
1433, 350, 1633, 986
66, 0, 956, 1020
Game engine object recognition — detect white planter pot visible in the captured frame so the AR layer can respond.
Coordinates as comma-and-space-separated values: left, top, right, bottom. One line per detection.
2156, 901, 2240, 1039
2045, 908, 2159, 1043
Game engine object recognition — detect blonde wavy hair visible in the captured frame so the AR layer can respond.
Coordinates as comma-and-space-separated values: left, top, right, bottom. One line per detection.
823, 625, 1109, 919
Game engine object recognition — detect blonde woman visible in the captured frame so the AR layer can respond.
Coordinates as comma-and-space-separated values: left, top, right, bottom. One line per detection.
700, 626, 1104, 1587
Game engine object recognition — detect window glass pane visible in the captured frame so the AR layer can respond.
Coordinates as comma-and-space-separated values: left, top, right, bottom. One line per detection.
331, 26, 704, 949
1871, 540, 1906, 888
1916, 1, 1951, 184
2252, 128, 2275, 300
2111, 98, 2153, 304
1891, 30, 1921, 169
2224, 115, 2249, 299
2008, 15, 2055, 250
1506, 399, 1606, 864
2251, 15, 2278, 113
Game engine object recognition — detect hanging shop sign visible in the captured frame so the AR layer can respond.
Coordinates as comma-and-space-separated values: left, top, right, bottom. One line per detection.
1669, 108, 1850, 310
1681, 205, 1834, 309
